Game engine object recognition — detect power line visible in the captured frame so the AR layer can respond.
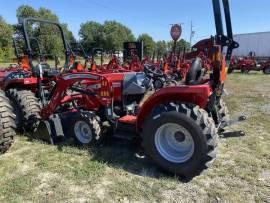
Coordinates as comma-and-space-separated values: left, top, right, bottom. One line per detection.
189, 21, 195, 49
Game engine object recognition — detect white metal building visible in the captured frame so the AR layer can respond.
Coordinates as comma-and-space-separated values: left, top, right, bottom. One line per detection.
233, 31, 270, 57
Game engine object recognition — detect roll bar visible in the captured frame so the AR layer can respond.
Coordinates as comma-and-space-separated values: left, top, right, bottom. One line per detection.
20, 18, 71, 73
21, 18, 69, 54
70, 42, 89, 59
12, 36, 42, 58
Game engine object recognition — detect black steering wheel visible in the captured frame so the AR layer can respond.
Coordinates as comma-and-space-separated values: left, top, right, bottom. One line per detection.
144, 64, 164, 78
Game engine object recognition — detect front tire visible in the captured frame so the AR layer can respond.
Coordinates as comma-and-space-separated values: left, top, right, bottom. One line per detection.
67, 112, 102, 146
142, 103, 218, 178
241, 69, 249, 74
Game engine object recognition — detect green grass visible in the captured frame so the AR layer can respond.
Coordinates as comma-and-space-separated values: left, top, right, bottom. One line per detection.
0, 62, 13, 68
0, 72, 270, 202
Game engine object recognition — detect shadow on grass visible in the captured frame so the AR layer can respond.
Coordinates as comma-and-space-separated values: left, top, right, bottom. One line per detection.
24, 126, 194, 182
51, 136, 179, 180
228, 71, 264, 75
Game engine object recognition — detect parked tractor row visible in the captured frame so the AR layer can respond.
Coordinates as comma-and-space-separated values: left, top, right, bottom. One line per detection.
229, 55, 270, 74
0, 0, 245, 179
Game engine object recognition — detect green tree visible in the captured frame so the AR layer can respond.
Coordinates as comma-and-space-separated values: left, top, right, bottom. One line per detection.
79, 21, 105, 53
137, 33, 155, 57
167, 39, 190, 52
15, 5, 75, 58
16, 5, 37, 19
103, 21, 135, 51
155, 40, 167, 57
0, 16, 13, 61
79, 20, 135, 53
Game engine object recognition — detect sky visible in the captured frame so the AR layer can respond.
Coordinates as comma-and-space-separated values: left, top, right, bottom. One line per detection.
0, 0, 269, 44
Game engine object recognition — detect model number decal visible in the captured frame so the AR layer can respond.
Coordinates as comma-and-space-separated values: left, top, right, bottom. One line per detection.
112, 82, 121, 87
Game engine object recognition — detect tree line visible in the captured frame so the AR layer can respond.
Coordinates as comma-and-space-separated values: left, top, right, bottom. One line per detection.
0, 5, 190, 62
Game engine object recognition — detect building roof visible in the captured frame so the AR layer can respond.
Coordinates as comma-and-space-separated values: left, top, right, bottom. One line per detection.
234, 31, 270, 36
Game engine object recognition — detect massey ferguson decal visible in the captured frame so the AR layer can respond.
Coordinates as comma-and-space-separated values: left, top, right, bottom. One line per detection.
63, 74, 99, 80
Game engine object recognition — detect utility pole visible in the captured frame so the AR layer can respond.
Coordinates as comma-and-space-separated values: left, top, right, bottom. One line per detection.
189, 21, 195, 50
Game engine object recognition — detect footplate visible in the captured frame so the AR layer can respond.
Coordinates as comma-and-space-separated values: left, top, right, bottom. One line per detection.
219, 131, 245, 138
218, 115, 247, 137
219, 115, 246, 129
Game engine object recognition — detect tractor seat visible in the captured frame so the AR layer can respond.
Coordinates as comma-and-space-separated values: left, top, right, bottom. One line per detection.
144, 64, 156, 71
40, 62, 51, 72
37, 63, 60, 78
144, 64, 164, 77
34, 63, 51, 76
185, 57, 203, 85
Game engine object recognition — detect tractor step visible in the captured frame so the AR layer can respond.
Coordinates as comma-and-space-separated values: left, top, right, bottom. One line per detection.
118, 115, 137, 124
114, 116, 137, 140
113, 131, 135, 141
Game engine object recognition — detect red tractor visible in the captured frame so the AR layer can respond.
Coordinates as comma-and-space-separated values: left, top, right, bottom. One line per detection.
229, 55, 270, 74
260, 59, 270, 74
0, 36, 52, 92
1, 0, 243, 179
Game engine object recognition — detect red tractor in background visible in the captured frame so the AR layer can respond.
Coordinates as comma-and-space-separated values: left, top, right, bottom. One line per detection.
162, 49, 191, 81
1, 0, 244, 179
66, 42, 88, 72
0, 19, 80, 132
0, 36, 40, 153
228, 53, 270, 74
229, 56, 257, 73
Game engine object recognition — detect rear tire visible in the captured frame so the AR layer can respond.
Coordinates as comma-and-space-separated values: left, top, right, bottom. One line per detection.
0, 90, 16, 154
67, 112, 102, 146
227, 68, 233, 74
142, 103, 218, 178
13, 90, 41, 133
241, 69, 249, 74
263, 66, 270, 74
6, 89, 23, 133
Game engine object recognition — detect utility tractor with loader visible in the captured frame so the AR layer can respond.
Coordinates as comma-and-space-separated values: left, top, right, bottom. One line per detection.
0, 0, 245, 179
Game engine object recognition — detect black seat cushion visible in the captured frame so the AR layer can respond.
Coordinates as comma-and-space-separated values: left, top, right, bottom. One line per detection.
185, 57, 203, 85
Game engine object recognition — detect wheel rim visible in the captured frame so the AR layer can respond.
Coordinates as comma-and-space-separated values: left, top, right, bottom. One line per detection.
154, 123, 194, 163
74, 120, 92, 144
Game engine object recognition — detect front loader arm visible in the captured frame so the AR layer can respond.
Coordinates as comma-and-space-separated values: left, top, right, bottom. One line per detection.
40, 73, 112, 119
212, 0, 239, 65
222, 0, 239, 63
